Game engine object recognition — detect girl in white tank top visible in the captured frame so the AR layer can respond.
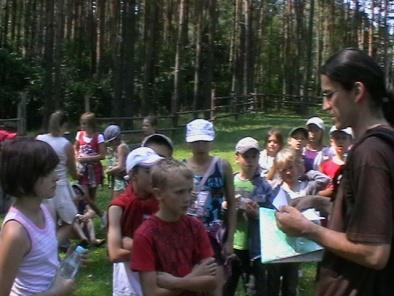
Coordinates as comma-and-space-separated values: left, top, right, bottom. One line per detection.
0, 138, 75, 295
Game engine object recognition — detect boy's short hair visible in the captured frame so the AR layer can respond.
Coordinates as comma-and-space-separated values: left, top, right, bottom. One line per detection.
0, 138, 59, 197
235, 137, 260, 154
151, 159, 193, 190
142, 133, 174, 152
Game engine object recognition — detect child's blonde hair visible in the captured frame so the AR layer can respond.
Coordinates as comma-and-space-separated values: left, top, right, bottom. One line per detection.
80, 112, 97, 130
151, 159, 193, 190
267, 147, 298, 180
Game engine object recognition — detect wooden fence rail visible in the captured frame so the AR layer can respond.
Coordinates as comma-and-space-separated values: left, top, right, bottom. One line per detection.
96, 92, 323, 139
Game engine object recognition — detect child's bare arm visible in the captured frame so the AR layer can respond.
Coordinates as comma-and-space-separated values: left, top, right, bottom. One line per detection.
0, 221, 29, 296
65, 143, 78, 179
0, 221, 75, 296
107, 144, 128, 175
156, 257, 218, 292
78, 141, 106, 163
140, 272, 182, 296
107, 206, 131, 262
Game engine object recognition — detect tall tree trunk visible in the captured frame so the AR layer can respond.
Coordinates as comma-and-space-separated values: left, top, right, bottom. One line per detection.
142, 0, 161, 114
42, 0, 55, 127
304, 0, 314, 97
192, 0, 202, 111
10, 0, 17, 44
230, 0, 242, 95
15, 0, 23, 50
242, 0, 250, 95
368, 0, 375, 57
202, 0, 216, 112
88, 0, 97, 76
1, 0, 10, 47
121, 0, 136, 116
53, 0, 65, 109
171, 0, 187, 120
96, 0, 105, 76
383, 0, 391, 86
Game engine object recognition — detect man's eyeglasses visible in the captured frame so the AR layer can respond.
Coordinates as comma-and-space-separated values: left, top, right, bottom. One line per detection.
322, 90, 338, 100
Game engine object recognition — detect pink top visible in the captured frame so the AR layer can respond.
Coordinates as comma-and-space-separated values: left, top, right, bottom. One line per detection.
2, 204, 59, 295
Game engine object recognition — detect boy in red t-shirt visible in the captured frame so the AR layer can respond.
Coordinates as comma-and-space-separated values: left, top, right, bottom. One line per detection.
107, 147, 163, 296
319, 126, 352, 198
131, 159, 218, 296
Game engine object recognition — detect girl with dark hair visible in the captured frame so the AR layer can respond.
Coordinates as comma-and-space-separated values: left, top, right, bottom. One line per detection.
259, 128, 284, 177
142, 115, 158, 137
0, 138, 75, 295
276, 48, 394, 295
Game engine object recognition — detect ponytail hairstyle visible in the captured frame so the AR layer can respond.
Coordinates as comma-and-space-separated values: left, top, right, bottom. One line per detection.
320, 48, 394, 126
48, 110, 68, 134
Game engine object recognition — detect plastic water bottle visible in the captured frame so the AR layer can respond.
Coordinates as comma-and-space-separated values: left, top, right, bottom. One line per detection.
59, 245, 87, 279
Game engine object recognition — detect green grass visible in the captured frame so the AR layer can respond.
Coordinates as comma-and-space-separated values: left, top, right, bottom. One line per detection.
2, 113, 323, 295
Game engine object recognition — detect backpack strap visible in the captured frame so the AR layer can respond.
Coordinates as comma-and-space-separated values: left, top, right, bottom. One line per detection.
217, 157, 225, 181
362, 127, 394, 149
195, 157, 219, 193
342, 126, 394, 202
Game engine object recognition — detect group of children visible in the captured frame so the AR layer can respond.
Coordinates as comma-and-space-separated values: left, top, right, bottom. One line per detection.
0, 112, 353, 296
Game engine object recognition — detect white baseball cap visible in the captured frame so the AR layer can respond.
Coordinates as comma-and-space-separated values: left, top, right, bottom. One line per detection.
185, 119, 215, 143
235, 137, 260, 154
126, 147, 163, 173
306, 117, 325, 130
329, 125, 353, 137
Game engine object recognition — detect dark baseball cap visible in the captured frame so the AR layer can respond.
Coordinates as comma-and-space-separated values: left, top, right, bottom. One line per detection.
288, 127, 308, 139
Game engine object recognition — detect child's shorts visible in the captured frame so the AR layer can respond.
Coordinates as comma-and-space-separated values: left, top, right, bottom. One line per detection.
113, 262, 142, 296
45, 183, 78, 225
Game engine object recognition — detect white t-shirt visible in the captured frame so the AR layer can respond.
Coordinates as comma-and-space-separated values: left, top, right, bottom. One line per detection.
36, 134, 70, 185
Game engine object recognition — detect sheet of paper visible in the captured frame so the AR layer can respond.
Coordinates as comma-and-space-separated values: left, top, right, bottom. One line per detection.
259, 207, 324, 263
302, 208, 325, 221
272, 188, 288, 210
